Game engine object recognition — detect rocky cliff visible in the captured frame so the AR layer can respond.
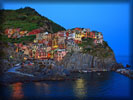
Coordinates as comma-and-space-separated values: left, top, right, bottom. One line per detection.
58, 52, 116, 71
58, 40, 116, 72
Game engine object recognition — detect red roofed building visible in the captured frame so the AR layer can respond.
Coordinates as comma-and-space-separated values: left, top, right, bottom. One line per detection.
5, 29, 9, 35
28, 29, 41, 35
66, 32, 69, 37
47, 41, 52, 46
59, 33, 65, 37
88, 32, 95, 38
75, 28, 81, 31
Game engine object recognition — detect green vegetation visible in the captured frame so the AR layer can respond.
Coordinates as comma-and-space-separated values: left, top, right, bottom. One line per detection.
2, 21, 39, 31
78, 38, 94, 47
78, 38, 114, 58
78, 37, 94, 53
51, 22, 66, 33
0, 7, 65, 33
82, 38, 94, 45
0, 34, 36, 44
103, 41, 113, 52
90, 47, 113, 58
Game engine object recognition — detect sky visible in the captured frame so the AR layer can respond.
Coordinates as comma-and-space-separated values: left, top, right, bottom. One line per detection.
3, 2, 130, 65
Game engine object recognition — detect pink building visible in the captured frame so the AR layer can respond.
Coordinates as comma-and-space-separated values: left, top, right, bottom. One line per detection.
54, 49, 67, 61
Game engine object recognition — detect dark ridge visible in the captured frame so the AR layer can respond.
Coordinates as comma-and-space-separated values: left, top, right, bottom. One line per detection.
0, 7, 66, 33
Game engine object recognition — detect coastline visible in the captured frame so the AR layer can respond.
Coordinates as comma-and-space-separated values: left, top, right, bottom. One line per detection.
114, 69, 133, 79
0, 72, 77, 85
0, 68, 132, 86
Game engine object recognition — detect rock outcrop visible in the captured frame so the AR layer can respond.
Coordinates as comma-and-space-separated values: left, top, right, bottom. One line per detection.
58, 52, 116, 71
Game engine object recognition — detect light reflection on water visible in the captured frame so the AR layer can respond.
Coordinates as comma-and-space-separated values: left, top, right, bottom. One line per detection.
11, 82, 24, 100
74, 78, 87, 98
35, 82, 50, 95
4, 72, 131, 99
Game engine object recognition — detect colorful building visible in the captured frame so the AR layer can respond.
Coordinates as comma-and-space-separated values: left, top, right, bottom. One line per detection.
54, 49, 67, 61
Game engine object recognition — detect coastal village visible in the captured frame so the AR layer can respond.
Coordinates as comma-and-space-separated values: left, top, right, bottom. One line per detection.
1, 27, 132, 84
2, 27, 133, 80
4, 27, 103, 61
0, 7, 132, 94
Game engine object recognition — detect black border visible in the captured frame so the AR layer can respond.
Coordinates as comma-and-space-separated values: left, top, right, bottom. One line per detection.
0, 0, 132, 100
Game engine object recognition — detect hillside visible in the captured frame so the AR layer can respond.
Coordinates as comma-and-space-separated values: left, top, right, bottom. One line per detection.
0, 7, 117, 75
0, 7, 66, 33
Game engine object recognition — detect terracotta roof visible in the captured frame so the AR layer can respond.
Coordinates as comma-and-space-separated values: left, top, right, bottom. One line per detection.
28, 29, 41, 35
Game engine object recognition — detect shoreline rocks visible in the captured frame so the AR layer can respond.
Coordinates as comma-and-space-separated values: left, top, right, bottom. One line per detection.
110, 63, 133, 79
0, 72, 78, 85
111, 63, 125, 71
0, 66, 132, 86
115, 68, 133, 79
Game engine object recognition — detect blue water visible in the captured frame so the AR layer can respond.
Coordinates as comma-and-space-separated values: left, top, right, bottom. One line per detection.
116, 56, 131, 67
2, 72, 132, 100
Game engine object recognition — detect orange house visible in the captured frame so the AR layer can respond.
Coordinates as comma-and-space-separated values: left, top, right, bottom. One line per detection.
87, 32, 95, 39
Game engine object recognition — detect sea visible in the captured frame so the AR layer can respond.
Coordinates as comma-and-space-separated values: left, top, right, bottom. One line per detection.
0, 56, 133, 100
116, 55, 132, 69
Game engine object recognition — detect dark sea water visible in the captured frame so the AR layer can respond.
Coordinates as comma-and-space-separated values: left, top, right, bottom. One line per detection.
2, 72, 132, 100
116, 56, 131, 67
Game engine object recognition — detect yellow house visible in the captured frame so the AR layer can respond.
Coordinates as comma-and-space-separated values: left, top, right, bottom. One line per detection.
52, 38, 58, 48
20, 31, 28, 35
75, 33, 83, 41
50, 50, 54, 59
33, 39, 37, 43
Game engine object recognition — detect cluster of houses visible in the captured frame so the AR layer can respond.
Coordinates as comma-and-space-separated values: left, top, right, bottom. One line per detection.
5, 27, 103, 61
5, 28, 28, 38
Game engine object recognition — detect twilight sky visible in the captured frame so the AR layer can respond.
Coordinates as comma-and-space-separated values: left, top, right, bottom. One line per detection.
3, 2, 130, 64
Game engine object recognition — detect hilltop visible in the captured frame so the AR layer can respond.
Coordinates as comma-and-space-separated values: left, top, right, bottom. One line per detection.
0, 7, 66, 33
